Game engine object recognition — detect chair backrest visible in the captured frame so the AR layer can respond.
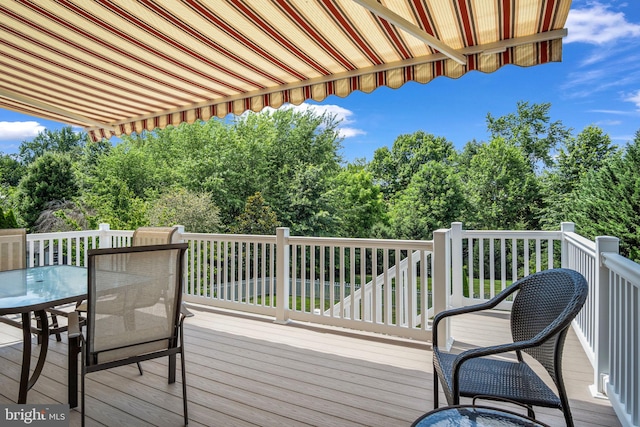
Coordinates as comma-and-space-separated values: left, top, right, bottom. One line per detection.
85, 243, 188, 366
0, 228, 26, 271
510, 268, 588, 385
131, 226, 178, 246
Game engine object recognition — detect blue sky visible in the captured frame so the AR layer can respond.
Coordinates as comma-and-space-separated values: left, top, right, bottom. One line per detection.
1, 0, 639, 162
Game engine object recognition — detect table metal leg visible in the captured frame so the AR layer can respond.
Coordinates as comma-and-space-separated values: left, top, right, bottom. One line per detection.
18, 310, 50, 404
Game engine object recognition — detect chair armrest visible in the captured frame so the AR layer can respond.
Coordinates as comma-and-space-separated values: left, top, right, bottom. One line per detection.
67, 312, 82, 339
432, 284, 520, 348
181, 303, 194, 319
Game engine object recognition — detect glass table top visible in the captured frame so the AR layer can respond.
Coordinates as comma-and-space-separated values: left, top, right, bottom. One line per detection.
0, 265, 87, 313
412, 405, 549, 427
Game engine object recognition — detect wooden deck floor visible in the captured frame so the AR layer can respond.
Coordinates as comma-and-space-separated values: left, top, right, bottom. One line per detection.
0, 305, 620, 426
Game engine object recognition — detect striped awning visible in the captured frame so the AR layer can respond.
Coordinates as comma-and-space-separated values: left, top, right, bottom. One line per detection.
0, 0, 570, 142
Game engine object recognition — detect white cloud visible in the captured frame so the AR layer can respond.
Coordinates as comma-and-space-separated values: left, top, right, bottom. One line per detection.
566, 3, 640, 44
624, 89, 640, 109
0, 121, 45, 141
338, 127, 366, 138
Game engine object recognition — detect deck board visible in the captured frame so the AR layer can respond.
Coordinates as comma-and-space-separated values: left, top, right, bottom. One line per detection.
0, 305, 621, 426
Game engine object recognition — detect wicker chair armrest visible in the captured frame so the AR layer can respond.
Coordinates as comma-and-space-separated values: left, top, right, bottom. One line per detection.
432, 285, 520, 348
67, 311, 82, 339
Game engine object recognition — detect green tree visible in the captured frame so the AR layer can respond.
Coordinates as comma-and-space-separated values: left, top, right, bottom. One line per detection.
390, 161, 465, 240
143, 110, 343, 231
0, 153, 25, 186
3, 209, 18, 228
78, 139, 112, 176
16, 152, 79, 228
231, 192, 279, 235
369, 131, 456, 199
568, 131, 640, 261
332, 165, 386, 238
256, 109, 342, 229
83, 175, 147, 230
541, 125, 617, 227
288, 165, 337, 236
463, 138, 539, 229
18, 126, 86, 165
486, 101, 570, 172
148, 188, 222, 233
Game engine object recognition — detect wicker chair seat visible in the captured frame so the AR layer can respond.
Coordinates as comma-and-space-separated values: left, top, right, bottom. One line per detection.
434, 350, 562, 408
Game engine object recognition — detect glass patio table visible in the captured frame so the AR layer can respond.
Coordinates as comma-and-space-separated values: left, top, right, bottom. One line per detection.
0, 265, 87, 405
411, 405, 550, 426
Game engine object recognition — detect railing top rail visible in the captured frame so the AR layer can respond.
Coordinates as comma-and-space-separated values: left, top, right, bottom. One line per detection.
181, 232, 276, 244
563, 231, 596, 253
602, 252, 640, 287
461, 229, 563, 239
288, 235, 434, 250
26, 230, 100, 240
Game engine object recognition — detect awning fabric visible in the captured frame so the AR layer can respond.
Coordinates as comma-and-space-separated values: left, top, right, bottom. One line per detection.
0, 0, 570, 142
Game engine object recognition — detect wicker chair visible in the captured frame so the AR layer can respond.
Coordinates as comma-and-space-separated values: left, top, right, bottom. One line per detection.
68, 243, 191, 426
432, 268, 588, 427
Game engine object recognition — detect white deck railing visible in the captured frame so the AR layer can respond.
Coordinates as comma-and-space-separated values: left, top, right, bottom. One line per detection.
23, 222, 639, 426
449, 222, 564, 310
600, 252, 640, 427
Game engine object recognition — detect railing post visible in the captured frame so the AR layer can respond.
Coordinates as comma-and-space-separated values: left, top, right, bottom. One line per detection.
275, 227, 290, 324
591, 235, 619, 397
433, 229, 452, 350
560, 222, 575, 268
98, 223, 111, 249
450, 222, 463, 307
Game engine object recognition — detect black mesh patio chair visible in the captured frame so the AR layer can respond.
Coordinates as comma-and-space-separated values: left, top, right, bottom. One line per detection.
432, 268, 588, 427
68, 243, 191, 426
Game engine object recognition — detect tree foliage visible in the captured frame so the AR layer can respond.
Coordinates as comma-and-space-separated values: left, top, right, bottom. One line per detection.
18, 126, 86, 165
540, 125, 617, 227
16, 152, 79, 228
0, 154, 25, 187
462, 137, 539, 229
486, 101, 570, 172
231, 192, 279, 235
332, 165, 387, 238
148, 188, 222, 233
390, 160, 464, 240
369, 131, 456, 199
3, 102, 639, 260
568, 132, 640, 261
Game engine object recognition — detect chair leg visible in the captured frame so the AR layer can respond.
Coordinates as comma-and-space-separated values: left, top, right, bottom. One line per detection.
433, 371, 439, 409
136, 362, 143, 375
51, 314, 62, 342
558, 386, 574, 427
181, 349, 189, 426
527, 406, 535, 419
80, 353, 86, 427
169, 353, 176, 383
